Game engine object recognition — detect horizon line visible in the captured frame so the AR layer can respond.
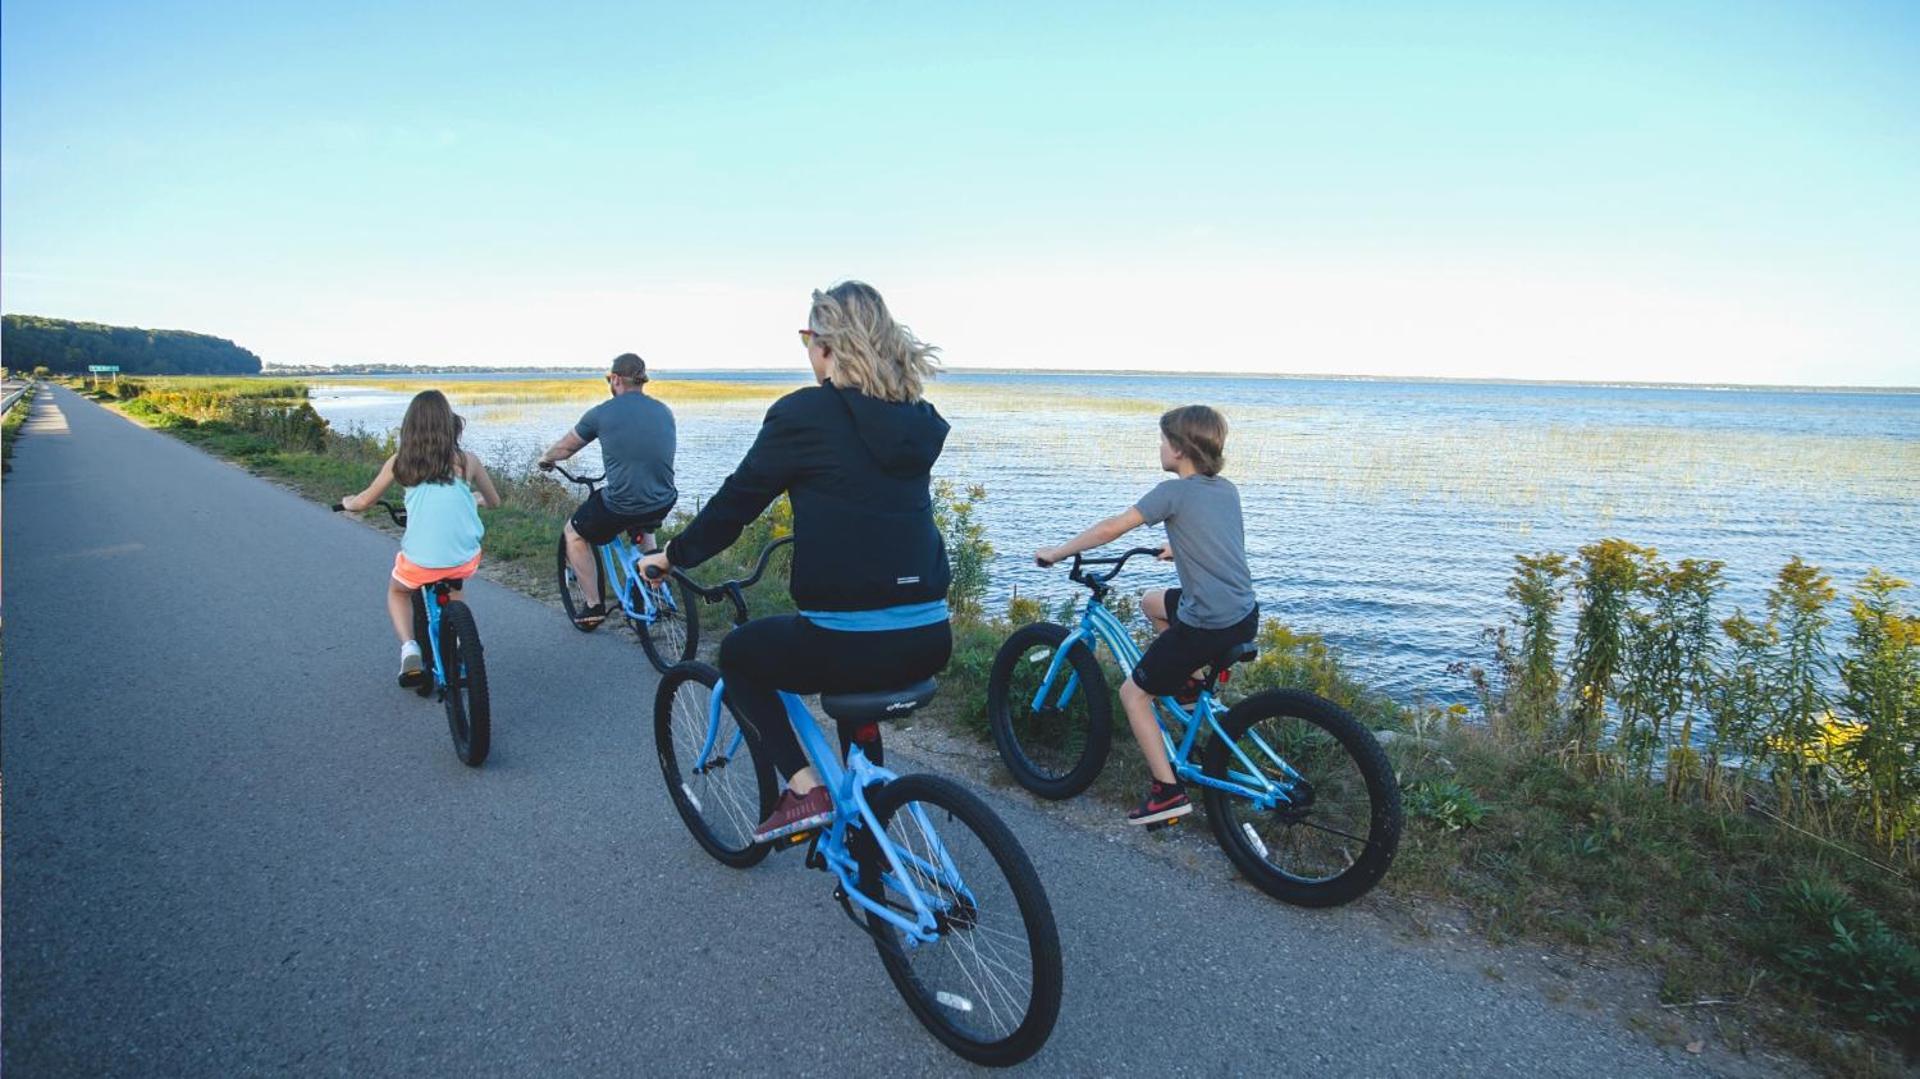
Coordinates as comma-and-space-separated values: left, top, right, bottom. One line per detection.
261, 362, 1920, 395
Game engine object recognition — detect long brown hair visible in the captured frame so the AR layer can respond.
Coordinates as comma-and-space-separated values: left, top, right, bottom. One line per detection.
394, 390, 465, 486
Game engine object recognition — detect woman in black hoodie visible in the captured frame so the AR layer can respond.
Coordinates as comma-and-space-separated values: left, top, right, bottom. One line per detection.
638, 281, 953, 842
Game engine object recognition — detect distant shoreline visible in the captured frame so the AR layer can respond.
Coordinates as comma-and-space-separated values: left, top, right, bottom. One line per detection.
263, 365, 1920, 395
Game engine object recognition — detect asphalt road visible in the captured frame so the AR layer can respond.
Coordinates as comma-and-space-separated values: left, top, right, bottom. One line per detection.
2, 385, 1718, 1076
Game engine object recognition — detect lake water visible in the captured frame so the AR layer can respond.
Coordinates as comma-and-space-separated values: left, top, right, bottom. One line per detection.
309, 371, 1920, 704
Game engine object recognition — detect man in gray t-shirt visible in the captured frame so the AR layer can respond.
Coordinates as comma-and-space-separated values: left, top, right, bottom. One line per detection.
537, 353, 678, 627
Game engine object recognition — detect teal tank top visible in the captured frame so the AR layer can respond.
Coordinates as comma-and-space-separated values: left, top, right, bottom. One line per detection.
402, 477, 485, 568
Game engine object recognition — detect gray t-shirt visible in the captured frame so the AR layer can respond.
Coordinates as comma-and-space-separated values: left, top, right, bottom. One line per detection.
574, 392, 677, 516
1135, 474, 1256, 630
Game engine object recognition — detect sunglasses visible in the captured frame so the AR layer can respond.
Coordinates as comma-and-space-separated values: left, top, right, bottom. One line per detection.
797, 329, 816, 347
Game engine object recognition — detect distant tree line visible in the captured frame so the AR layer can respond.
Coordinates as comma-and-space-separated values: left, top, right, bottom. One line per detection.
264, 363, 599, 375
1, 315, 262, 375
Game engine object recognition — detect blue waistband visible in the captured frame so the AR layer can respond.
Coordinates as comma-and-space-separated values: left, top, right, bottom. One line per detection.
798, 600, 951, 632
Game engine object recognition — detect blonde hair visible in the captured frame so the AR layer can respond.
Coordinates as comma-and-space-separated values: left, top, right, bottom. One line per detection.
1160, 405, 1228, 476
808, 281, 940, 403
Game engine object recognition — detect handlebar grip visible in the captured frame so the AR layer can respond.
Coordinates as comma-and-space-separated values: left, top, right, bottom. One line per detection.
330, 502, 345, 512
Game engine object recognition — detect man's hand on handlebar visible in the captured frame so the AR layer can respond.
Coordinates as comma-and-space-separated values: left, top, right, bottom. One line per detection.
338, 493, 367, 513
1157, 545, 1174, 562
1034, 546, 1065, 568
536, 459, 556, 472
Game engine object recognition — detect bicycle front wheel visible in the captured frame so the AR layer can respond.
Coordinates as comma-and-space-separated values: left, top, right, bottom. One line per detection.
653, 662, 775, 868
637, 577, 701, 673
858, 774, 1062, 1067
986, 622, 1111, 799
556, 533, 604, 632
438, 600, 491, 767
1200, 689, 1401, 907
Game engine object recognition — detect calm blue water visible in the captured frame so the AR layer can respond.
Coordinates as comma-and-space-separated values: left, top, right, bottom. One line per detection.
309, 371, 1920, 704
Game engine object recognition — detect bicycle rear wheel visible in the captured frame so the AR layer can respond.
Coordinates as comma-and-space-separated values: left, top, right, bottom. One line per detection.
653, 662, 775, 868
986, 622, 1111, 799
1200, 689, 1400, 907
637, 577, 701, 673
556, 533, 605, 631
438, 600, 491, 767
858, 774, 1062, 1067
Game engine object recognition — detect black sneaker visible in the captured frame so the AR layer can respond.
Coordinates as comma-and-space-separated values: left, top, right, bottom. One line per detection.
1128, 781, 1192, 825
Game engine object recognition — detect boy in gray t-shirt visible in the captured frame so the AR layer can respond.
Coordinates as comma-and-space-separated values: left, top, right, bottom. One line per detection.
1035, 405, 1257, 826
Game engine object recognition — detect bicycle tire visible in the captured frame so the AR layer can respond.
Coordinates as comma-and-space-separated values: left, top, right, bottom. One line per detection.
653, 662, 775, 868
408, 590, 435, 698
986, 622, 1112, 800
556, 532, 605, 632
438, 600, 491, 767
637, 576, 701, 673
857, 773, 1063, 1067
1200, 689, 1400, 907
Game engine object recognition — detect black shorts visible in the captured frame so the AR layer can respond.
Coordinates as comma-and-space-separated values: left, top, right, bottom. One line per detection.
570, 490, 674, 546
1131, 589, 1259, 695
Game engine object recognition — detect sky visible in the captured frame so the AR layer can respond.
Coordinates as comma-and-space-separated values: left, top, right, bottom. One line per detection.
3, 2, 1917, 385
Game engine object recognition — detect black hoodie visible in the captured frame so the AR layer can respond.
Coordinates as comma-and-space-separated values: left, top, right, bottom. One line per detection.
665, 380, 953, 613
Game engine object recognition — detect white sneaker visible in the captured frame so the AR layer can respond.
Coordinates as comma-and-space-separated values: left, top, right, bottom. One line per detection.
398, 641, 426, 688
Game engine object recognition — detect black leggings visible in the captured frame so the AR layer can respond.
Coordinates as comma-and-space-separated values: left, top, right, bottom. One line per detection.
718, 614, 953, 779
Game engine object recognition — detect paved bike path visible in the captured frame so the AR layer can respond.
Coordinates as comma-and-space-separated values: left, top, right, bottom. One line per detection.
3, 385, 1719, 1076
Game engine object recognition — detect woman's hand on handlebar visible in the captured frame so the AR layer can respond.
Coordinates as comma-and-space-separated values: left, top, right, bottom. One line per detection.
338, 493, 368, 513
1157, 545, 1174, 562
1034, 546, 1065, 568
638, 549, 672, 582
536, 459, 556, 472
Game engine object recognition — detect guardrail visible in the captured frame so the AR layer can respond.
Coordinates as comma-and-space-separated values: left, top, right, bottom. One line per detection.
2, 381, 33, 416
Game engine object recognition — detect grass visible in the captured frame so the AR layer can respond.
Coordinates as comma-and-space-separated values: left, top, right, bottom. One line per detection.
1380, 725, 1918, 1072
3, 382, 37, 467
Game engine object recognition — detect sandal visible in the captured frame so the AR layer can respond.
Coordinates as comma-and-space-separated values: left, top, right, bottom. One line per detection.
573, 603, 607, 630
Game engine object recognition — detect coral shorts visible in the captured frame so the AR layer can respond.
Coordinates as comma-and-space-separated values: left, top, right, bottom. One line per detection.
392, 550, 483, 591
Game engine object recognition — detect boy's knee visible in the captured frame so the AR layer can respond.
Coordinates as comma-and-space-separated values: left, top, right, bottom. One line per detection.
1119, 675, 1148, 703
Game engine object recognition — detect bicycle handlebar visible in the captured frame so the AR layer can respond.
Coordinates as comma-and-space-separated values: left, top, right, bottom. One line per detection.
648, 536, 794, 627
1066, 546, 1168, 587
543, 462, 604, 487
333, 500, 407, 527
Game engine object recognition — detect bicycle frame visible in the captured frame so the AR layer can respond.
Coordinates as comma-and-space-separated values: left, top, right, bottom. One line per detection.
1031, 595, 1310, 812
595, 530, 678, 624
415, 580, 466, 691
693, 679, 972, 947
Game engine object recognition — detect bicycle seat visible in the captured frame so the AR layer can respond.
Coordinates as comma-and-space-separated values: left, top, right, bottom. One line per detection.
819, 678, 938, 723
1206, 641, 1259, 682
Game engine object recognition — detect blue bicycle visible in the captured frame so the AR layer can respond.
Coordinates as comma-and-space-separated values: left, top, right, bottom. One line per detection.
548, 463, 699, 672
333, 500, 490, 766
987, 547, 1401, 907
650, 538, 1063, 1066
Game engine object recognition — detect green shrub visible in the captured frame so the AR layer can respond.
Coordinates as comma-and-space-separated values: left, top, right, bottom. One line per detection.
1764, 878, 1920, 1037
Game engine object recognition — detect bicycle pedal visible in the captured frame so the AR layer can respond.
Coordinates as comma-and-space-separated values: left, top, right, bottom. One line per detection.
777, 828, 818, 851
1144, 818, 1182, 833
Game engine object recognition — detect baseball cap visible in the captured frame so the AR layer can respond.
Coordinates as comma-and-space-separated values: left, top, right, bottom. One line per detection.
610, 353, 648, 382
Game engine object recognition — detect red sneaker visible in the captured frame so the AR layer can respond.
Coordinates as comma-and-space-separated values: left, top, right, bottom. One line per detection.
754, 786, 834, 843
1128, 781, 1192, 825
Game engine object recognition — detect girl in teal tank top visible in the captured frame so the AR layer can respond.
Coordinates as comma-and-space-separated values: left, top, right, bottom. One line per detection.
340, 391, 503, 688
